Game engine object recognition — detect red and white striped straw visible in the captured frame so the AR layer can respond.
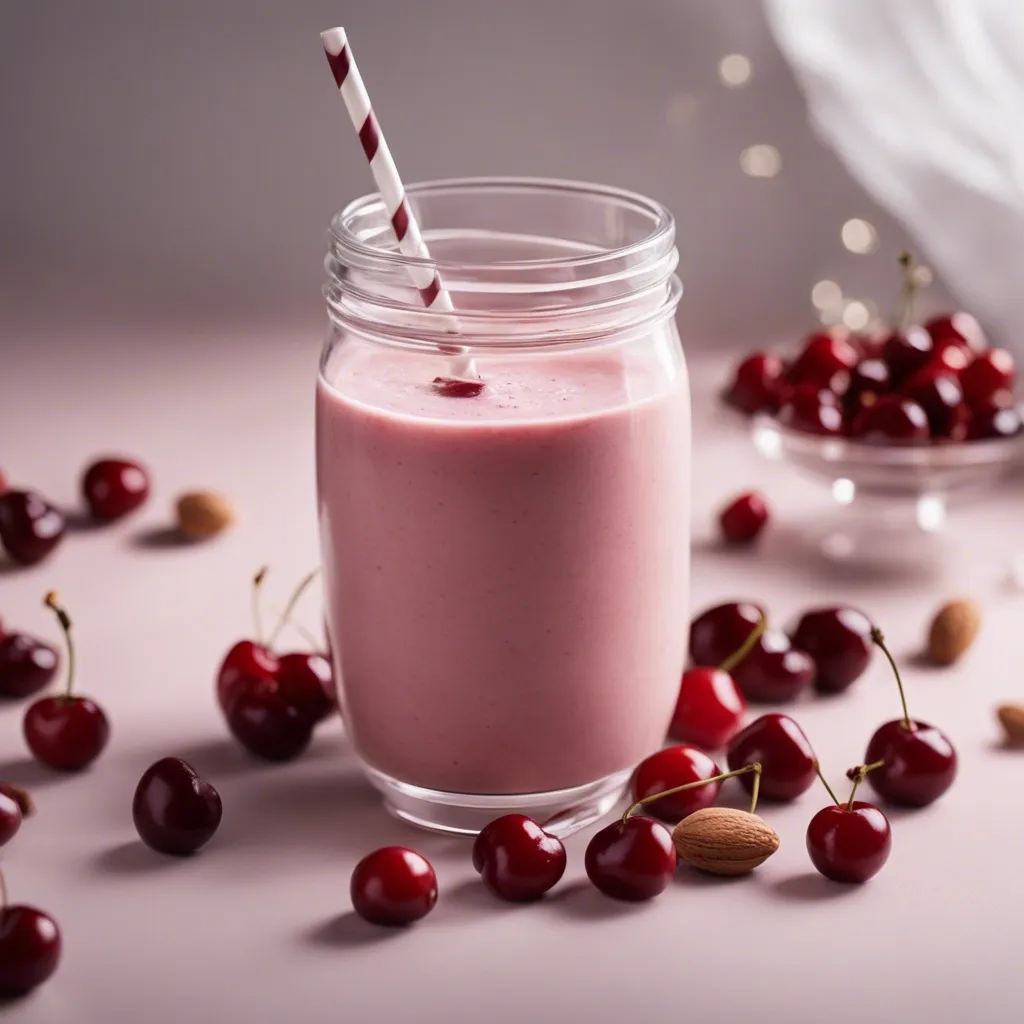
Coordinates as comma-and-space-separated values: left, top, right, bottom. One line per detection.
321, 26, 474, 379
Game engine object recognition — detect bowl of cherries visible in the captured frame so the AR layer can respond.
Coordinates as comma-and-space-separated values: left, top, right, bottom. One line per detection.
724, 254, 1024, 565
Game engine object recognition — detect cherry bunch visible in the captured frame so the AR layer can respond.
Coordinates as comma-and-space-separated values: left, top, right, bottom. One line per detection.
0, 457, 150, 568
725, 254, 1021, 444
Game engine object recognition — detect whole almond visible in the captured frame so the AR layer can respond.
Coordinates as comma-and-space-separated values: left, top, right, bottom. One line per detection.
671, 806, 779, 876
175, 491, 235, 540
927, 597, 981, 665
997, 704, 1024, 744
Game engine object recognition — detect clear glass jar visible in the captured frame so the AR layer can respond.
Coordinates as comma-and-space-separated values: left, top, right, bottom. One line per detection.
317, 177, 689, 836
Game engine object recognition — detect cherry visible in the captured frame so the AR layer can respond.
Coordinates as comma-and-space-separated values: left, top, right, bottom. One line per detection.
277, 652, 335, 723
730, 630, 815, 703
841, 357, 891, 419
689, 601, 764, 667
967, 402, 1023, 440
432, 376, 484, 398
725, 352, 788, 415
881, 326, 933, 386
0, 632, 59, 699
217, 638, 278, 716
727, 713, 816, 801
226, 680, 314, 762
925, 312, 985, 355
849, 394, 929, 444
930, 343, 971, 376
901, 369, 967, 438
960, 348, 1016, 409
786, 331, 859, 389
133, 757, 223, 856
790, 606, 873, 694
584, 816, 676, 901
718, 491, 769, 544
0, 872, 61, 999
0, 470, 7, 494
472, 814, 566, 901
778, 385, 844, 436
669, 667, 746, 750
631, 745, 721, 823
864, 629, 957, 806
81, 457, 150, 521
350, 847, 438, 925
23, 592, 110, 772
0, 790, 22, 849
0, 491, 65, 566
807, 762, 891, 883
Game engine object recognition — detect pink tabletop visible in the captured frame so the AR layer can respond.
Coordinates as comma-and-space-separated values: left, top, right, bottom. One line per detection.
2, 312, 1022, 1024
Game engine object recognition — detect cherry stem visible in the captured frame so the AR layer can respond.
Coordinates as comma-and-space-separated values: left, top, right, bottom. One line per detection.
870, 627, 912, 730
43, 591, 75, 701
896, 250, 917, 330
748, 763, 762, 816
251, 567, 268, 645
267, 612, 320, 650
718, 614, 767, 674
267, 568, 320, 648
815, 760, 841, 807
621, 762, 762, 826
846, 760, 885, 811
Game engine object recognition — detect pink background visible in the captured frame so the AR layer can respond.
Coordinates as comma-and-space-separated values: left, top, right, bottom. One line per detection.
3, 2, 1022, 1023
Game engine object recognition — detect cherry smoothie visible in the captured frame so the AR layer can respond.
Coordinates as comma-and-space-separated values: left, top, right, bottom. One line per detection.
317, 177, 688, 832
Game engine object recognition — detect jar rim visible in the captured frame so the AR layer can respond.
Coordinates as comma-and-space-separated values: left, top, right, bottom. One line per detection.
330, 176, 675, 275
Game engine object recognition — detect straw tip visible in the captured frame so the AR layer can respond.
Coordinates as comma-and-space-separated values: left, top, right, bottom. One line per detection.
320, 27, 348, 54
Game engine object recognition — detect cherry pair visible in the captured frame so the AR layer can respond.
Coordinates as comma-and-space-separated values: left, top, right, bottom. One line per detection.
217, 569, 335, 762
0, 457, 149, 567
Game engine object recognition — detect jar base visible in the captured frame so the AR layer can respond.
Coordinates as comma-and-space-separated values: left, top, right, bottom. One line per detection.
361, 764, 632, 838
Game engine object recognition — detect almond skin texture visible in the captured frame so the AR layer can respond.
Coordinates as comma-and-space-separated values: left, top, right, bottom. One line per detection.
997, 704, 1024, 744
671, 806, 779, 876
175, 492, 235, 540
927, 598, 981, 665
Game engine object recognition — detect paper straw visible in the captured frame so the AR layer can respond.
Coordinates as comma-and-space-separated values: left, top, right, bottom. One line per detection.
321, 27, 474, 379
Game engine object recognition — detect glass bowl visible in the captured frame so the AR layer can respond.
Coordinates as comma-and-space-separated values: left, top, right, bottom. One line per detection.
751, 413, 1024, 568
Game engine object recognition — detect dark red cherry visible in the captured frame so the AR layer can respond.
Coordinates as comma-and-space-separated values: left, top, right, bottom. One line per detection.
882, 325, 933, 385
0, 790, 22, 848
0, 491, 65, 566
725, 352, 788, 415
901, 369, 966, 438
0, 470, 7, 495
216, 639, 279, 715
864, 719, 957, 806
960, 348, 1016, 409
778, 385, 844, 436
631, 745, 721, 823
0, 902, 61, 998
81, 457, 150, 521
925, 312, 986, 355
133, 757, 223, 856
669, 667, 746, 750
350, 847, 438, 925
806, 801, 891, 883
967, 402, 1023, 440
472, 814, 567, 901
730, 631, 815, 703
786, 332, 859, 388
584, 816, 677, 901
840, 358, 891, 418
276, 652, 335, 723
718, 491, 769, 544
24, 696, 110, 772
0, 633, 59, 699
689, 601, 764, 667
225, 679, 314, 761
850, 394, 929, 444
727, 713, 816, 801
930, 343, 971, 376
790, 607, 872, 693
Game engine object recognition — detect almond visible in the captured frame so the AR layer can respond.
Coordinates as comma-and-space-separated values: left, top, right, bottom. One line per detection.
927, 597, 981, 666
175, 491, 235, 540
671, 806, 779, 876
997, 704, 1024, 744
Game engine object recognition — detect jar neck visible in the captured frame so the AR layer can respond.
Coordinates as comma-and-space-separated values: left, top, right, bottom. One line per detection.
324, 177, 682, 351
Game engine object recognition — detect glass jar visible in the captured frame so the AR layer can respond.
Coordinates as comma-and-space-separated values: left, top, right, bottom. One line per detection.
317, 177, 689, 835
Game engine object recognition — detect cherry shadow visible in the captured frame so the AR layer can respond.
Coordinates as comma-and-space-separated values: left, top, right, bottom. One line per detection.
304, 911, 403, 948
93, 840, 183, 876
0, 755, 63, 788
62, 509, 105, 533
130, 525, 192, 550
438, 876, 526, 919
164, 735, 274, 779
542, 879, 652, 921
768, 871, 858, 902
0, 559, 28, 576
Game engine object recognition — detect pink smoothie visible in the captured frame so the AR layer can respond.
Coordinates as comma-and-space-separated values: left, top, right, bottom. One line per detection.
316, 339, 690, 794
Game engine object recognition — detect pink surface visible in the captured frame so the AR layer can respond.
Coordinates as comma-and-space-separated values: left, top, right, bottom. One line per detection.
316, 343, 690, 794
2, 314, 1023, 1024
